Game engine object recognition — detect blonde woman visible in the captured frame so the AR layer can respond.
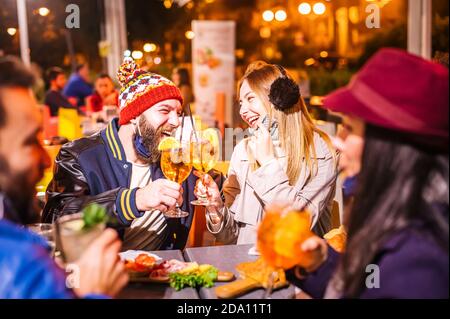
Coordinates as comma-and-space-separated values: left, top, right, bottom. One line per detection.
195, 61, 337, 245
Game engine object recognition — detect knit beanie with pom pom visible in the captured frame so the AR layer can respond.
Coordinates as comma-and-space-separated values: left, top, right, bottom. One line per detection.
116, 56, 183, 125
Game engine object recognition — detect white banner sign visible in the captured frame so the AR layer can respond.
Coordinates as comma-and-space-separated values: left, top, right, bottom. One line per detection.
192, 20, 235, 127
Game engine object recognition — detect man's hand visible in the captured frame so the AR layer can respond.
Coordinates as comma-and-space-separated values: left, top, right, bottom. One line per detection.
73, 229, 129, 298
135, 179, 182, 213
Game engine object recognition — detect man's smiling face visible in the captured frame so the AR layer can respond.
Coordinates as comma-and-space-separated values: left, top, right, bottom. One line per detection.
133, 99, 182, 163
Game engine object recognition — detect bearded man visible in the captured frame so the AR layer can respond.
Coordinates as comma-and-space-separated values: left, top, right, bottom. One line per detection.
43, 57, 222, 250
1, 56, 128, 298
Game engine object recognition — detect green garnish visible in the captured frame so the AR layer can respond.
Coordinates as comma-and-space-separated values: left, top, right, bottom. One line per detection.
169, 266, 219, 291
82, 203, 108, 230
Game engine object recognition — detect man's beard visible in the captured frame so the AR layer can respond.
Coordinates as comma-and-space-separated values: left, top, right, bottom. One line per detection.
0, 155, 40, 225
132, 116, 163, 165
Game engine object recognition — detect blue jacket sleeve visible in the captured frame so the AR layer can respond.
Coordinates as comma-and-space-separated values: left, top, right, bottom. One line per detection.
5, 246, 75, 299
360, 240, 449, 299
286, 245, 341, 299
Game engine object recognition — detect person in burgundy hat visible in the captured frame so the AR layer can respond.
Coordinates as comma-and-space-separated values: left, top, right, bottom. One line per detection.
286, 48, 448, 298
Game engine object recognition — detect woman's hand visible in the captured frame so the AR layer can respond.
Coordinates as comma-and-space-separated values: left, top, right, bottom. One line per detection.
193, 171, 223, 211
299, 236, 328, 273
250, 122, 275, 166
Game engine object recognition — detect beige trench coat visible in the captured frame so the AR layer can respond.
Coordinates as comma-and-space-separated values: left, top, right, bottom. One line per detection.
206, 132, 336, 245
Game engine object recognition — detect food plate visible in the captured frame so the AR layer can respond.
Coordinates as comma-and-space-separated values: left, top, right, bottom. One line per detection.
119, 251, 235, 286
119, 250, 164, 280
247, 245, 261, 256
119, 250, 162, 263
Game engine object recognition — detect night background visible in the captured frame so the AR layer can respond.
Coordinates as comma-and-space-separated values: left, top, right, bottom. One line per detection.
0, 0, 448, 97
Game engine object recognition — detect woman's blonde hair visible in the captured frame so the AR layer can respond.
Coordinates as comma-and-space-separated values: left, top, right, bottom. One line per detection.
238, 61, 335, 184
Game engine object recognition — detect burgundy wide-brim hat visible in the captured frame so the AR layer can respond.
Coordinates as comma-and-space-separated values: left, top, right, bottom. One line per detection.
323, 48, 449, 151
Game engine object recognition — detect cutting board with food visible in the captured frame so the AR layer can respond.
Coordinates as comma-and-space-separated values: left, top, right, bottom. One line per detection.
120, 251, 235, 291
215, 258, 288, 299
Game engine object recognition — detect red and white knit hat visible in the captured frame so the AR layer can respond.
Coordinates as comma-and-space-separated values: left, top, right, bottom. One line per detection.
117, 57, 183, 125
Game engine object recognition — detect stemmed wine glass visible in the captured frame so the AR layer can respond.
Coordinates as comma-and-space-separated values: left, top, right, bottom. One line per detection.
160, 139, 193, 218
190, 129, 220, 206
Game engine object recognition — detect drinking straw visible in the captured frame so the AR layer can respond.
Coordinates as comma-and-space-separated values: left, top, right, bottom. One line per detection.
186, 103, 198, 142
174, 111, 186, 184
178, 111, 186, 143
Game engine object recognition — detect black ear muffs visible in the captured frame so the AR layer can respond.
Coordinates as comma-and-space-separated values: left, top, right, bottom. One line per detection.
268, 65, 301, 111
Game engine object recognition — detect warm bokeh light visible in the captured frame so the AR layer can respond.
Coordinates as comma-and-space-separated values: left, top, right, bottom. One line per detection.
38, 7, 50, 17
259, 27, 271, 38
366, 0, 391, 8
235, 49, 245, 59
275, 9, 287, 22
143, 43, 157, 52
320, 50, 329, 58
264, 46, 275, 59
298, 3, 311, 15
185, 30, 195, 39
304, 57, 316, 66
131, 50, 143, 60
154, 57, 162, 65
310, 95, 324, 106
349, 6, 360, 23
7, 28, 17, 36
313, 2, 326, 15
163, 0, 172, 9
262, 10, 274, 22
205, 0, 215, 3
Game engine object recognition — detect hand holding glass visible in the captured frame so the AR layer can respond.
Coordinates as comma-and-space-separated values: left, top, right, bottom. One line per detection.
191, 130, 219, 206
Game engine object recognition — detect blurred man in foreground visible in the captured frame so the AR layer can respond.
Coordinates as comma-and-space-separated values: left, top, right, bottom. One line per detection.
0, 56, 128, 298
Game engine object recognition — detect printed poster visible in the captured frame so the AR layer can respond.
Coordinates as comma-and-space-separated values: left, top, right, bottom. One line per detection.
192, 20, 235, 127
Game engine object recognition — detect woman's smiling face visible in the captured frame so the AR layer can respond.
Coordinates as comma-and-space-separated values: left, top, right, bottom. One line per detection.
239, 79, 268, 129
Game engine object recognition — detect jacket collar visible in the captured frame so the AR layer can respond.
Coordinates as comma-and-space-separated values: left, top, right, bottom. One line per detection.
0, 192, 21, 224
151, 163, 165, 181
102, 118, 127, 162
102, 118, 166, 180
